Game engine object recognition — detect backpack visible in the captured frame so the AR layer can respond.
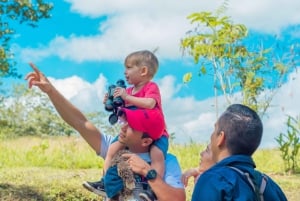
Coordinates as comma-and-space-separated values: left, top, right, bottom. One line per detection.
228, 166, 268, 201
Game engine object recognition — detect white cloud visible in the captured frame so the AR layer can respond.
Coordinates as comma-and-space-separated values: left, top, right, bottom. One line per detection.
260, 70, 300, 147
49, 74, 108, 112
19, 0, 300, 62
65, 0, 215, 18
49, 75, 92, 99
18, 0, 300, 148
228, 0, 300, 33
48, 69, 299, 148
157, 75, 181, 101
66, 0, 300, 34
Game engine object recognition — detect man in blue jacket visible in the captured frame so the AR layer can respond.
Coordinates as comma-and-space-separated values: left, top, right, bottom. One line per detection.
192, 104, 287, 201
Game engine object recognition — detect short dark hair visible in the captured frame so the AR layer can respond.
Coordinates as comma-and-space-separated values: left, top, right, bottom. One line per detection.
142, 132, 154, 151
217, 104, 263, 156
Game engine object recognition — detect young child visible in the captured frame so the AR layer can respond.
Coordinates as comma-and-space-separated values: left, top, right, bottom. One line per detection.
181, 144, 214, 187
83, 50, 169, 197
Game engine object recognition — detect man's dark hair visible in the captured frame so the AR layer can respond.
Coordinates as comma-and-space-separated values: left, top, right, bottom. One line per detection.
217, 104, 263, 156
142, 132, 151, 139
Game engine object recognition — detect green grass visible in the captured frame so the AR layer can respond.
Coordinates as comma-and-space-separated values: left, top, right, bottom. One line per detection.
0, 136, 102, 169
0, 136, 299, 200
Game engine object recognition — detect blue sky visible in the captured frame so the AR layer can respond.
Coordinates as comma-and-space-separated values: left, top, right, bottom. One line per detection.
5, 0, 300, 148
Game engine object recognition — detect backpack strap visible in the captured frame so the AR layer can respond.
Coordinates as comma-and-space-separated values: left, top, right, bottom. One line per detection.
259, 174, 268, 201
228, 166, 268, 201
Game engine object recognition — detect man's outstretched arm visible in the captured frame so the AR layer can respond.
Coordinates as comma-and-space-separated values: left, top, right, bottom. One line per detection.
25, 63, 102, 154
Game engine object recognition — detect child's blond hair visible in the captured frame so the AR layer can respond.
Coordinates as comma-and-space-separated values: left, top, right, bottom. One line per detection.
124, 50, 158, 78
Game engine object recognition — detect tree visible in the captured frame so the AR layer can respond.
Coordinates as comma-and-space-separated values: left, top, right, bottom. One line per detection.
276, 115, 300, 174
0, 83, 119, 139
0, 84, 76, 138
180, 1, 299, 117
0, 0, 53, 83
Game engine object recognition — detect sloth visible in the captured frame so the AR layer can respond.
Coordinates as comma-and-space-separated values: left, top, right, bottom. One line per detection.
110, 149, 136, 201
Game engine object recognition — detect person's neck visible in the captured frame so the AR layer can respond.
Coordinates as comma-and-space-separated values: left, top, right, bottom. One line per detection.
127, 145, 149, 153
133, 80, 150, 93
216, 149, 231, 163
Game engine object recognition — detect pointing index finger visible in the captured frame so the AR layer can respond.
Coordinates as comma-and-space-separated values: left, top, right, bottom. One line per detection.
29, 62, 40, 74
28, 62, 43, 80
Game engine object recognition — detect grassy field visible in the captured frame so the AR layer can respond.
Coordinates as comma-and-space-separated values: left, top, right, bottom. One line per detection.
0, 136, 299, 201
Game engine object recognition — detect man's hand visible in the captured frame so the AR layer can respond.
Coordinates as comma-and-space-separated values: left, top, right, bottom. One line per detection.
122, 153, 151, 177
25, 63, 52, 93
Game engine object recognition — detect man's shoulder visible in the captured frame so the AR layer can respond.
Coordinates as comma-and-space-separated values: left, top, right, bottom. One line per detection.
202, 164, 288, 201
165, 154, 182, 172
164, 153, 184, 188
198, 164, 242, 188
194, 166, 234, 199
165, 153, 178, 162
263, 175, 288, 201
202, 165, 235, 177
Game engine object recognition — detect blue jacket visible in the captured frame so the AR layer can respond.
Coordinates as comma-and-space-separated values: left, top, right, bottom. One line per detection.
191, 155, 287, 201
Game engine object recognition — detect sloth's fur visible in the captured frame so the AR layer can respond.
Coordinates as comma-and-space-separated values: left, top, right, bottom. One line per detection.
110, 149, 135, 201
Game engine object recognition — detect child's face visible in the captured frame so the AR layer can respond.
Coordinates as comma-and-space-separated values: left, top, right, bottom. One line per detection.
199, 144, 214, 171
124, 61, 148, 85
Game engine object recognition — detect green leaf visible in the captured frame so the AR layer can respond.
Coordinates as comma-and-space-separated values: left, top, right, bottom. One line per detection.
183, 72, 192, 83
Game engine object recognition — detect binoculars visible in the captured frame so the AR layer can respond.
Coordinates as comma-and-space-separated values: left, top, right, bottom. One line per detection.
105, 79, 126, 125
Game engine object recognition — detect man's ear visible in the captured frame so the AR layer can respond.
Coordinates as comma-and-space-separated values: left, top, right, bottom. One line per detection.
217, 131, 226, 147
142, 137, 153, 147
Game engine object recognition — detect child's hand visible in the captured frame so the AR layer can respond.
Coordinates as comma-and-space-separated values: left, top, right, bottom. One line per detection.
103, 93, 108, 104
181, 168, 200, 187
114, 87, 128, 100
